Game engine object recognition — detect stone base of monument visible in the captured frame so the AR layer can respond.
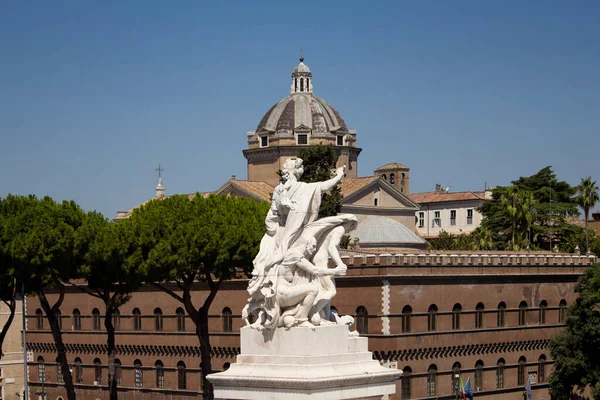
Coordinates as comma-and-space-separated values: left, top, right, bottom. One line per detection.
208, 324, 402, 400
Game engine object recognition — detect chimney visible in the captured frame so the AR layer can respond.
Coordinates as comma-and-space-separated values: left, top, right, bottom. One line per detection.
435, 183, 442, 192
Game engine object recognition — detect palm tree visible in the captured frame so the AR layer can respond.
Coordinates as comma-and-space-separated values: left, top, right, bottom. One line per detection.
500, 186, 535, 250
575, 176, 599, 253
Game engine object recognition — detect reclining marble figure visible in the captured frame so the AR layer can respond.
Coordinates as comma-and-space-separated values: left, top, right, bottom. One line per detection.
242, 157, 358, 330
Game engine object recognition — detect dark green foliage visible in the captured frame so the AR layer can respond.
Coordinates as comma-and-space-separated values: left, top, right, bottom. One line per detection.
77, 213, 145, 400
297, 145, 343, 218
550, 264, 600, 399
0, 197, 18, 360
130, 194, 268, 400
479, 166, 579, 250
428, 227, 495, 251
0, 194, 86, 400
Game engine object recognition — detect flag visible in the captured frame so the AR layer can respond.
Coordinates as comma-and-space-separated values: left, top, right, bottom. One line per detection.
464, 377, 473, 400
525, 376, 532, 400
459, 377, 466, 399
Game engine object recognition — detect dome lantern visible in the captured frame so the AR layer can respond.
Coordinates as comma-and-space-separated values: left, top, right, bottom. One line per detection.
290, 54, 312, 94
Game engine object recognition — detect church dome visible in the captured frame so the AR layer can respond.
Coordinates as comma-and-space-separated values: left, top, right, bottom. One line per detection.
255, 94, 348, 136
255, 57, 348, 136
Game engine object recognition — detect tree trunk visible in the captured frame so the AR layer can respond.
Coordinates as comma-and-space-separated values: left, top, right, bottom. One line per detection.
194, 307, 214, 400
104, 306, 118, 400
38, 287, 77, 400
585, 209, 590, 253
0, 281, 17, 360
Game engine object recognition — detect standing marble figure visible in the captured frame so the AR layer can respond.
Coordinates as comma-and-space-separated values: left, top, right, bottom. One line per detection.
242, 157, 358, 330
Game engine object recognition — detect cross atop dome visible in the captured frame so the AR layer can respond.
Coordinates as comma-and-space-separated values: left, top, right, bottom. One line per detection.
291, 52, 312, 94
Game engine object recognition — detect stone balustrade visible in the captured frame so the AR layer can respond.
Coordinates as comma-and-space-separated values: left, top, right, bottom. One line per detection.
339, 252, 596, 268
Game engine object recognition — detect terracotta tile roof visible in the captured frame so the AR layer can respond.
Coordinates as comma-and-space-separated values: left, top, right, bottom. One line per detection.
375, 163, 409, 171
231, 180, 274, 202
340, 177, 378, 198
408, 191, 486, 204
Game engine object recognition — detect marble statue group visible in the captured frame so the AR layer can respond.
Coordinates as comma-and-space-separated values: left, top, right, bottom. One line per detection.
242, 157, 358, 330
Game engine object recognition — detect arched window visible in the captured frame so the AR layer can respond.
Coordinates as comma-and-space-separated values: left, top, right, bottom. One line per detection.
401, 305, 412, 333
381, 174, 387, 180
134, 359, 143, 387
133, 308, 141, 331
73, 309, 81, 331
113, 309, 120, 330
37, 356, 45, 382
559, 299, 567, 323
538, 354, 547, 383
539, 300, 547, 324
114, 359, 122, 386
475, 302, 485, 329
401, 366, 412, 400
56, 309, 62, 330
92, 308, 101, 331
176, 308, 186, 332
400, 173, 406, 192
294, 78, 298, 92
154, 308, 163, 331
427, 364, 437, 397
74, 357, 83, 384
356, 306, 368, 335
474, 360, 484, 391
390, 173, 395, 185
427, 304, 438, 331
222, 307, 233, 333
300, 78, 304, 92
496, 358, 505, 389
518, 356, 527, 386
307, 79, 310, 91
374, 198, 378, 206
36, 309, 44, 330
451, 362, 461, 396
155, 360, 164, 388
497, 302, 506, 327
94, 358, 102, 385
452, 304, 462, 330
56, 357, 64, 383
519, 301, 528, 326
178, 361, 187, 390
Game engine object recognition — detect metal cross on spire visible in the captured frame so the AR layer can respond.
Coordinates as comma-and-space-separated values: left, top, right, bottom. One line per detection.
155, 164, 164, 179
300, 47, 304, 62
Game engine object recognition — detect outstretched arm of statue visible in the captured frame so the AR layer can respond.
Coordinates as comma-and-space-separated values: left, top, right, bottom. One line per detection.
296, 258, 347, 277
318, 165, 346, 192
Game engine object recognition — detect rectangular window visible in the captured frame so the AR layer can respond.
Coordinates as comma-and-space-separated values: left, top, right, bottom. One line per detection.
418, 212, 424, 228
135, 368, 143, 387
260, 136, 268, 147
467, 209, 473, 225
496, 365, 504, 388
427, 313, 436, 331
156, 368, 164, 388
433, 211, 441, 227
450, 210, 456, 226
297, 134, 308, 145
337, 135, 344, 146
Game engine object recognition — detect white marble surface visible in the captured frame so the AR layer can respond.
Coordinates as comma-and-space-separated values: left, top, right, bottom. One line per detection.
208, 325, 402, 400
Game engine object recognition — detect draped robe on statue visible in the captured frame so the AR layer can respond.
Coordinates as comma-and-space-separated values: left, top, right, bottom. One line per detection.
243, 180, 323, 329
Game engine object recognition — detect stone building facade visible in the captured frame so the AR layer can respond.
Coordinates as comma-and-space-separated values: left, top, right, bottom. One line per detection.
0, 299, 26, 400
24, 253, 596, 400
409, 188, 491, 238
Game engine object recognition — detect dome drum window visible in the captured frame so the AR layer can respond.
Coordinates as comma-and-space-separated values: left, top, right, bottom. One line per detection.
260, 135, 268, 148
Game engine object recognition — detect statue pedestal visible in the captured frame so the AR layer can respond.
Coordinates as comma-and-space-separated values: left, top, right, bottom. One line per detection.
208, 325, 402, 400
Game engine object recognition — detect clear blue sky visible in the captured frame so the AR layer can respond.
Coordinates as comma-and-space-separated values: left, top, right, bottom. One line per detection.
1, 1, 598, 218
